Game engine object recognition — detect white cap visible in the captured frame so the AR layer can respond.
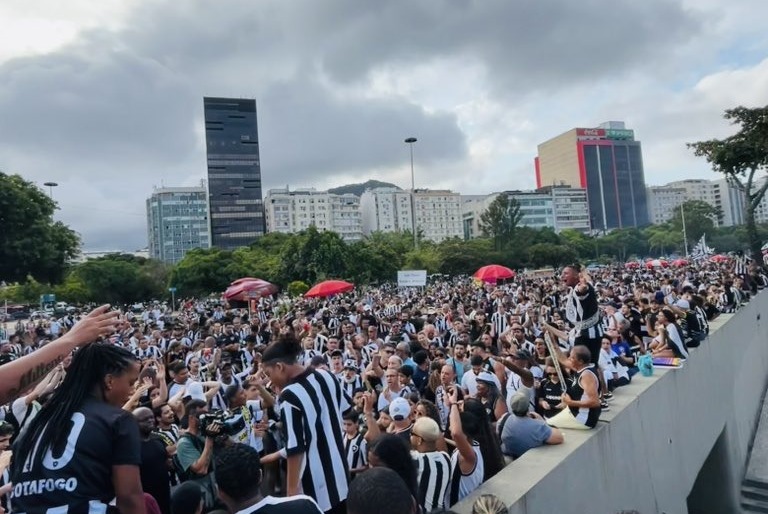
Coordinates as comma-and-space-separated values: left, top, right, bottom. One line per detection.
389, 397, 411, 421
185, 381, 206, 402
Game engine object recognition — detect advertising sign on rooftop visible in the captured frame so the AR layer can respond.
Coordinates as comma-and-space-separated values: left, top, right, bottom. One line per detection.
606, 129, 634, 140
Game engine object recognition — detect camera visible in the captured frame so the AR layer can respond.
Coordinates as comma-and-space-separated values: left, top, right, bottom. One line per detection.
199, 411, 238, 437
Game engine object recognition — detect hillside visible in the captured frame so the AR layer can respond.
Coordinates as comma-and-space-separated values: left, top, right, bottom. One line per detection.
328, 179, 401, 196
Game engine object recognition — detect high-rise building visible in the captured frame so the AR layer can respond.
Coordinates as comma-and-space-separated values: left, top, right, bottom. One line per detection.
360, 188, 462, 242
264, 188, 363, 241
536, 121, 649, 230
146, 185, 210, 264
204, 97, 265, 250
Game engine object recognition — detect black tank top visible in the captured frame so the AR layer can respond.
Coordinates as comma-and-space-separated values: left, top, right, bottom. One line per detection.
567, 366, 601, 428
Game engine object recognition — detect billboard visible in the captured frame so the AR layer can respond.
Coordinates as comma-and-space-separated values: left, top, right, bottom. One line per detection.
576, 128, 606, 138
397, 270, 427, 287
606, 129, 634, 140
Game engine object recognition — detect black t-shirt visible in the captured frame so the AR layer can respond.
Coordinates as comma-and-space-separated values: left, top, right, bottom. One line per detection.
140, 436, 171, 514
10, 398, 141, 514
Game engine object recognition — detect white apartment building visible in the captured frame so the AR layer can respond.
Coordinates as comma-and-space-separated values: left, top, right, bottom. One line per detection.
360, 188, 462, 243
461, 186, 590, 239
413, 189, 463, 242
646, 178, 748, 227
264, 188, 362, 241
360, 188, 414, 234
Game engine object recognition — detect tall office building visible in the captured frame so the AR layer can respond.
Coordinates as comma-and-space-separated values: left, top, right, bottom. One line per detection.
536, 121, 649, 230
204, 97, 265, 249
264, 187, 363, 241
146, 185, 210, 264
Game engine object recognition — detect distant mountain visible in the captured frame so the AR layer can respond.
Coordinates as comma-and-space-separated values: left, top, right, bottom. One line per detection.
328, 180, 401, 196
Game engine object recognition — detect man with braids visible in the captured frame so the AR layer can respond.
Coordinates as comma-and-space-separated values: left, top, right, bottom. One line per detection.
261, 334, 351, 514
10, 343, 145, 514
214, 443, 322, 514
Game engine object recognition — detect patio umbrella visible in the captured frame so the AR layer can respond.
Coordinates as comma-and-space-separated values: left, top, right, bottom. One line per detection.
710, 254, 730, 263
645, 259, 668, 269
223, 278, 278, 301
671, 259, 689, 267
305, 279, 355, 298
624, 261, 640, 269
473, 264, 515, 282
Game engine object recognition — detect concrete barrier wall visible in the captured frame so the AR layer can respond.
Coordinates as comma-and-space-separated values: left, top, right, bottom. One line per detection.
453, 292, 768, 514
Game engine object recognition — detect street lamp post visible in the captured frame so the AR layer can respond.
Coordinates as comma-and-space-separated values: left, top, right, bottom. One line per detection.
404, 137, 418, 250
43, 182, 58, 200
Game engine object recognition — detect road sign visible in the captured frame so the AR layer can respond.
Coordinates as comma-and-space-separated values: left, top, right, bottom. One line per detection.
168, 287, 177, 293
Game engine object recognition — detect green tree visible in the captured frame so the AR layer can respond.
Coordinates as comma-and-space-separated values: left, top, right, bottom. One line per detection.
644, 225, 681, 256
479, 194, 523, 251
559, 229, 595, 259
527, 243, 577, 268
278, 227, 348, 284
669, 200, 721, 246
601, 228, 648, 261
0, 172, 80, 283
287, 280, 309, 297
689, 105, 768, 262
438, 238, 495, 276
170, 248, 238, 296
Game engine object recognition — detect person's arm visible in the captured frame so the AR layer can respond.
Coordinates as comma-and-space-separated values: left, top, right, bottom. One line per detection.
0, 305, 119, 405
494, 395, 508, 421
498, 358, 534, 387
112, 465, 146, 514
562, 372, 600, 409
122, 379, 152, 412
151, 364, 168, 408
545, 425, 564, 445
448, 389, 477, 474
189, 436, 215, 475
286, 453, 304, 497
362, 392, 380, 442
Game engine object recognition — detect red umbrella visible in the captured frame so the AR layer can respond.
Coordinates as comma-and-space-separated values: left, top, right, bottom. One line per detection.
223, 278, 278, 301
473, 264, 516, 282
624, 261, 640, 269
671, 259, 689, 267
710, 254, 730, 263
305, 280, 355, 298
645, 259, 668, 269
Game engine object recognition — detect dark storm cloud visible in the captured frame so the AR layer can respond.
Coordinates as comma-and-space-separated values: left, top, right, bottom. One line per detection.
0, 0, 703, 249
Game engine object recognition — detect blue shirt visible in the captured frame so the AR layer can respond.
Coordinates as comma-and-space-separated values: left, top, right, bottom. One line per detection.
500, 414, 552, 459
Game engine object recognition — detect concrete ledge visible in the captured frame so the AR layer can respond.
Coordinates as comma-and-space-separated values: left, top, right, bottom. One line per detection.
451, 297, 768, 514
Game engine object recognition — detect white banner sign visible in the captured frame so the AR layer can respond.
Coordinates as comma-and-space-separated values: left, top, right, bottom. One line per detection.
397, 270, 427, 287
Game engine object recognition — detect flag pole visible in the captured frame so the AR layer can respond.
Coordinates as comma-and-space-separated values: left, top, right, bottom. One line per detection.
681, 203, 689, 257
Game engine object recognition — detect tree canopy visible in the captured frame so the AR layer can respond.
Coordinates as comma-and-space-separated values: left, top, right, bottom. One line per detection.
689, 105, 768, 261
479, 194, 523, 251
0, 172, 80, 283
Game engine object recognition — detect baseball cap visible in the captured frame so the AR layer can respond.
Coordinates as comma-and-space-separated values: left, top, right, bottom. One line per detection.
674, 299, 690, 310
185, 381, 206, 402
389, 397, 411, 421
509, 392, 530, 415
475, 371, 497, 386
412, 417, 441, 443
343, 360, 358, 371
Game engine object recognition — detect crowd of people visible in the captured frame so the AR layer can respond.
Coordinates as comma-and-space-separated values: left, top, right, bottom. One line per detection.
0, 257, 764, 514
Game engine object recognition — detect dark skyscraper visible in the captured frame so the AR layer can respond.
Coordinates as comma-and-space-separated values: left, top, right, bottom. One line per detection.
535, 121, 649, 230
204, 97, 265, 249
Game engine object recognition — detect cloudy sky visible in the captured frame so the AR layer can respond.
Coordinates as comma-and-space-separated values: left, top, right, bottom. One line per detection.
1, 0, 767, 251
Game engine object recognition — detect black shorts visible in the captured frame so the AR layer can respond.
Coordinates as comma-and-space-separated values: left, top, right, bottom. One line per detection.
574, 334, 601, 365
